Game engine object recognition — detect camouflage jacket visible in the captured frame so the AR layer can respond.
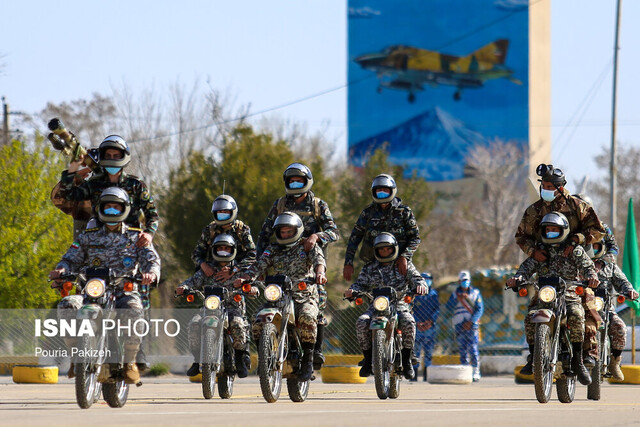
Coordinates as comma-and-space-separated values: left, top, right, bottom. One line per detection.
191, 220, 256, 269
515, 188, 605, 257
602, 222, 619, 264
349, 259, 426, 312
56, 224, 161, 291
514, 244, 596, 303
595, 261, 633, 297
180, 261, 245, 311
344, 197, 420, 265
243, 241, 325, 304
58, 170, 159, 235
256, 191, 340, 257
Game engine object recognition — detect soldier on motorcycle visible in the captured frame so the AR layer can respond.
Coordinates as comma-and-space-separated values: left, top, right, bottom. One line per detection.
344, 232, 427, 380
49, 188, 161, 384
236, 212, 327, 381
507, 211, 599, 385
177, 234, 258, 378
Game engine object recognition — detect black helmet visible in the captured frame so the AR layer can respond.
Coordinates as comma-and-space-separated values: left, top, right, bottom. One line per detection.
211, 234, 237, 263
98, 135, 131, 169
371, 174, 397, 203
97, 187, 131, 224
211, 195, 238, 226
540, 211, 570, 245
283, 163, 313, 196
373, 232, 399, 263
536, 163, 566, 187
273, 212, 304, 247
573, 193, 594, 208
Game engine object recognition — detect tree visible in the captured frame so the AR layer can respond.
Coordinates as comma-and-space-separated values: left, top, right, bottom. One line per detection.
0, 137, 73, 308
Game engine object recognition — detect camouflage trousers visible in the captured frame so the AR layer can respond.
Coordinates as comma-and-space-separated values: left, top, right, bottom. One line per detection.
356, 309, 416, 350
57, 293, 144, 350
582, 290, 603, 358
525, 300, 585, 345
188, 308, 248, 359
252, 300, 319, 344
317, 283, 328, 326
608, 312, 627, 351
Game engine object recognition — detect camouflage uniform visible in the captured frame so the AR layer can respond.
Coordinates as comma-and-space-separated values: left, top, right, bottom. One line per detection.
179, 263, 249, 357
602, 223, 619, 265
515, 188, 605, 257
55, 224, 161, 351
191, 221, 256, 270
514, 244, 596, 344
58, 170, 159, 235
349, 260, 426, 350
344, 197, 420, 266
244, 242, 325, 344
593, 262, 633, 352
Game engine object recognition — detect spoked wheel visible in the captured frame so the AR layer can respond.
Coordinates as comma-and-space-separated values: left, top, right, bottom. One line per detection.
218, 373, 234, 399
557, 375, 576, 403
388, 373, 401, 399
587, 331, 602, 401
202, 328, 217, 399
533, 324, 553, 404
75, 335, 99, 409
287, 376, 310, 402
372, 329, 390, 400
103, 378, 129, 408
259, 323, 282, 403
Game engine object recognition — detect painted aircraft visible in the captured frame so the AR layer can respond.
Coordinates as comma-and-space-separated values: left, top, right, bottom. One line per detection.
355, 39, 522, 102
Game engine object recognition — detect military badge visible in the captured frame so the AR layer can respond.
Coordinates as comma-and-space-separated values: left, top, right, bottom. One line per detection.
123, 257, 134, 268
92, 257, 102, 267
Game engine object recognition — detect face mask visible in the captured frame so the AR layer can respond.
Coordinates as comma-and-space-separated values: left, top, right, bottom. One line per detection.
546, 231, 560, 239
104, 207, 122, 215
105, 222, 119, 226
216, 250, 232, 257
288, 181, 305, 189
540, 188, 556, 202
593, 247, 601, 254
376, 191, 390, 199
460, 280, 470, 289
105, 166, 122, 175
216, 212, 231, 221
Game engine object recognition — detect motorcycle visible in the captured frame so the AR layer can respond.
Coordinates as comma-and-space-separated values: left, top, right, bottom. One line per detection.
348, 287, 414, 400
513, 277, 589, 404
54, 267, 144, 409
254, 274, 314, 403
181, 283, 253, 399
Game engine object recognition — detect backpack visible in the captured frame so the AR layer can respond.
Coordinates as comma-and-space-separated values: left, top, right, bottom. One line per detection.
275, 196, 322, 224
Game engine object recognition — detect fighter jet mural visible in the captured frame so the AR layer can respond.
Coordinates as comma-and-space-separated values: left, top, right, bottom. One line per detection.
355, 39, 522, 102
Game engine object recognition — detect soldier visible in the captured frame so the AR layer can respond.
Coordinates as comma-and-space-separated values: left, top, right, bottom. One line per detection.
344, 233, 427, 380
58, 135, 159, 247
411, 271, 440, 382
445, 271, 484, 382
236, 212, 327, 381
49, 188, 161, 384
573, 193, 619, 264
343, 174, 420, 281
507, 211, 599, 386
586, 239, 638, 380
256, 163, 339, 369
192, 195, 256, 276
176, 234, 257, 378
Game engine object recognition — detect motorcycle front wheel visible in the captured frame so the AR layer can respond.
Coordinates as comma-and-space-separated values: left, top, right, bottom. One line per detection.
587, 331, 602, 401
372, 329, 390, 400
533, 323, 553, 404
258, 323, 282, 403
201, 328, 217, 399
75, 335, 99, 409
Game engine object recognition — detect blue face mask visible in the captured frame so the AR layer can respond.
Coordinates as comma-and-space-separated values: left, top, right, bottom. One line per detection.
546, 231, 560, 239
216, 212, 231, 221
288, 181, 305, 189
105, 222, 119, 226
104, 207, 122, 216
540, 188, 556, 202
593, 247, 601, 254
460, 280, 470, 289
105, 166, 122, 175
376, 191, 390, 199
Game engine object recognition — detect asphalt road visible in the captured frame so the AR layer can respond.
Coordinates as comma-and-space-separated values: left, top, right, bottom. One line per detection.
1, 375, 639, 426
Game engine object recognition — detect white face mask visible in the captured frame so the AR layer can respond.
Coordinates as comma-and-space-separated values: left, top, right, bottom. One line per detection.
540, 188, 556, 202
216, 250, 232, 257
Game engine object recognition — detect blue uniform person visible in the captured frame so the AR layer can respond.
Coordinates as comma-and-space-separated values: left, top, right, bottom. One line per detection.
445, 270, 484, 382
411, 272, 439, 381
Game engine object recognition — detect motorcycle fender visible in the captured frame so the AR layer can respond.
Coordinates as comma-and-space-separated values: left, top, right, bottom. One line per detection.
202, 315, 221, 329
77, 304, 102, 320
256, 308, 282, 329
529, 309, 554, 323
370, 317, 388, 330
286, 300, 296, 326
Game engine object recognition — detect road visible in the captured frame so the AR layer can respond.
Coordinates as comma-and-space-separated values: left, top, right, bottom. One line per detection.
1, 375, 639, 426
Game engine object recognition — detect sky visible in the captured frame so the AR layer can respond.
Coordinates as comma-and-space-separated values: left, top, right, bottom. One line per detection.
1, 0, 639, 192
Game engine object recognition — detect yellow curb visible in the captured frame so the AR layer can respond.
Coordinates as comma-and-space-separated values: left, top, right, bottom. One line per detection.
12, 365, 58, 384
321, 366, 367, 384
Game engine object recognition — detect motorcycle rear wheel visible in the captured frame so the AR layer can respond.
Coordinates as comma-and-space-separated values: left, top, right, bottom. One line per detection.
103, 378, 129, 408
218, 373, 234, 399
533, 324, 553, 404
388, 373, 401, 399
259, 323, 282, 403
556, 375, 575, 403
287, 376, 310, 402
372, 329, 390, 400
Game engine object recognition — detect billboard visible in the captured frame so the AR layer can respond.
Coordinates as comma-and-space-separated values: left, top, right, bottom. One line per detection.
348, 0, 530, 181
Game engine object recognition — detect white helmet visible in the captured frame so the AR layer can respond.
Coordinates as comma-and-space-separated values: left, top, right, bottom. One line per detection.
211, 234, 237, 263
283, 163, 314, 196
273, 212, 304, 247
371, 174, 397, 203
211, 195, 238, 226
540, 211, 571, 245
373, 232, 399, 263
98, 135, 131, 169
97, 187, 131, 224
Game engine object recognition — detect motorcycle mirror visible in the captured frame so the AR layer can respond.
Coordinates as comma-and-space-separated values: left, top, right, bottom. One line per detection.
241, 283, 252, 293
617, 295, 626, 304
404, 295, 413, 304
575, 286, 584, 296
297, 282, 307, 291
518, 288, 528, 297
62, 281, 74, 291
233, 294, 243, 303
123, 281, 134, 292
186, 294, 195, 303
355, 297, 363, 306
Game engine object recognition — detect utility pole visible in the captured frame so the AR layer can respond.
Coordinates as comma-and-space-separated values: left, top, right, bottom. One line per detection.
2, 97, 8, 146
610, 0, 622, 234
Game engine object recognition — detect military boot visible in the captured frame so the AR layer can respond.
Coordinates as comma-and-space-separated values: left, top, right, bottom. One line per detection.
401, 349, 415, 380
519, 345, 535, 375
186, 362, 200, 377
299, 343, 314, 381
571, 343, 591, 385
313, 323, 326, 370
359, 349, 373, 377
124, 363, 140, 384
609, 356, 624, 381
235, 349, 249, 378
67, 363, 76, 379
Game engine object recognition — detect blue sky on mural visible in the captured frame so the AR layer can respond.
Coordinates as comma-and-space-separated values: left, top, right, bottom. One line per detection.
348, 0, 529, 181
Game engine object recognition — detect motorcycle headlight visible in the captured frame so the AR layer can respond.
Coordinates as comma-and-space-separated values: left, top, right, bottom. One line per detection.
594, 296, 604, 312
373, 296, 389, 311
204, 295, 221, 310
539, 286, 556, 303
264, 285, 282, 302
85, 279, 106, 298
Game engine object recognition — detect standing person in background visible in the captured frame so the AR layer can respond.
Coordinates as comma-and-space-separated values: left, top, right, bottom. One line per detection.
411, 271, 439, 382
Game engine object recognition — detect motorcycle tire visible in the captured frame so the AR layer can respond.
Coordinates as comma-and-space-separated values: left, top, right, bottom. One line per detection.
75, 335, 99, 409
388, 374, 401, 399
533, 324, 553, 404
372, 329, 390, 400
258, 323, 282, 403
218, 374, 234, 399
286, 376, 310, 402
587, 331, 602, 401
556, 375, 576, 403
202, 329, 216, 399
103, 379, 129, 408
